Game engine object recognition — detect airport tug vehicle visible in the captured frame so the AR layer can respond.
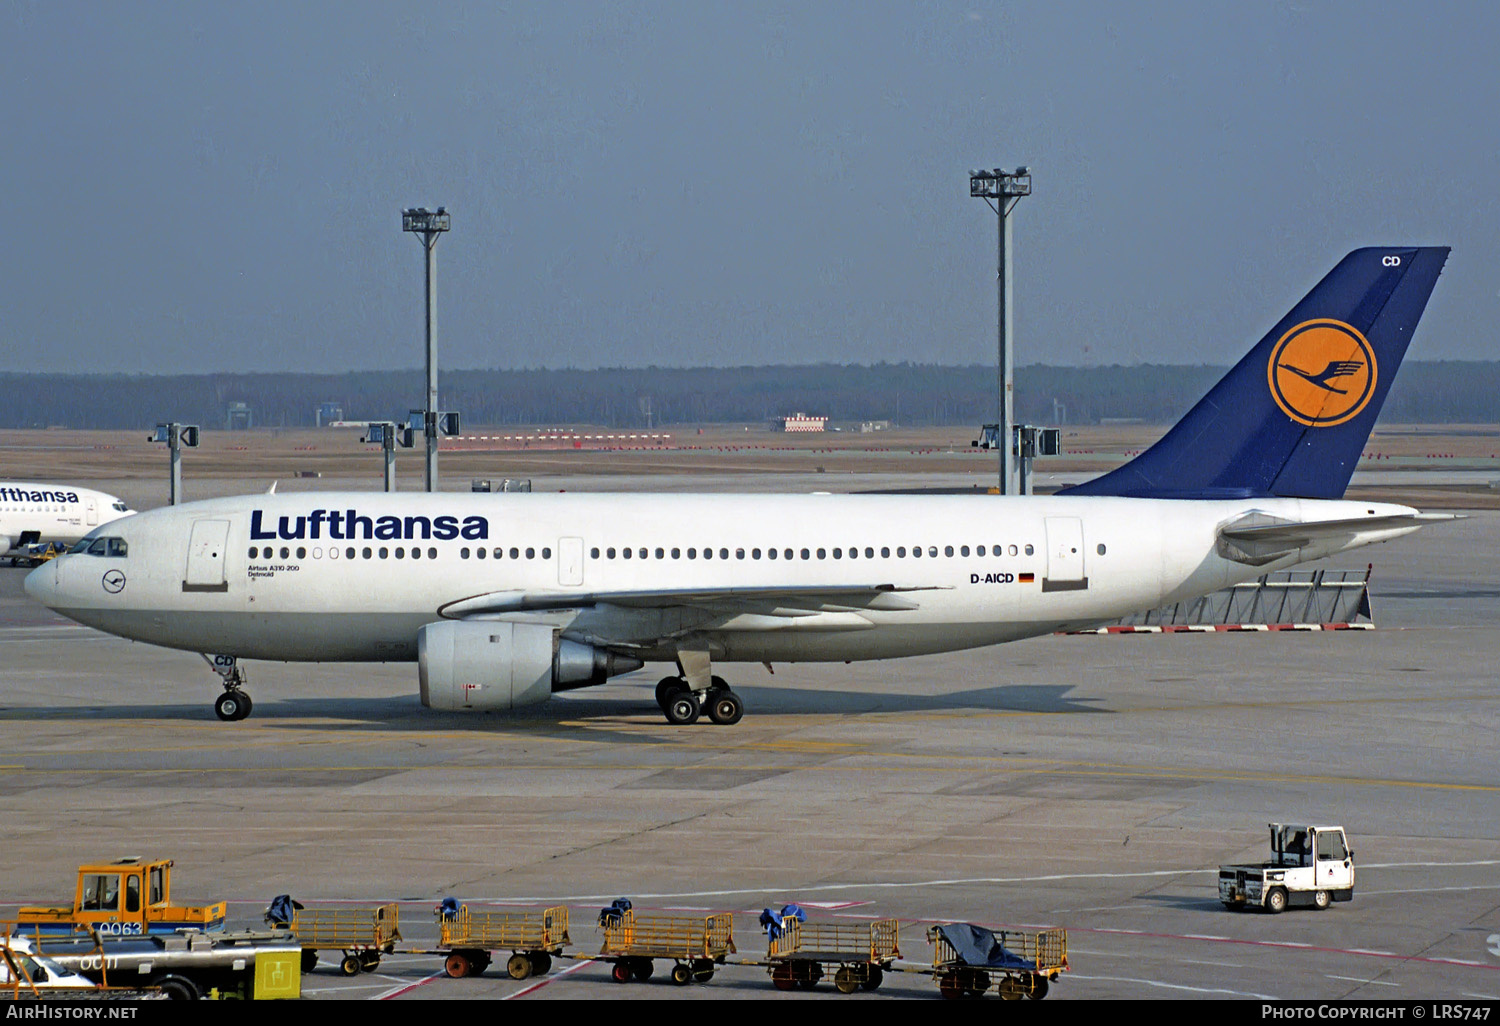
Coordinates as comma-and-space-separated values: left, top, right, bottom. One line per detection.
14, 858, 227, 937
1219, 823, 1354, 912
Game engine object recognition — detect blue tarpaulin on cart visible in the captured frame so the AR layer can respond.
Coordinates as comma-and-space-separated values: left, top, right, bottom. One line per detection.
265, 894, 303, 928
759, 903, 807, 939
598, 898, 633, 927
936, 924, 1037, 970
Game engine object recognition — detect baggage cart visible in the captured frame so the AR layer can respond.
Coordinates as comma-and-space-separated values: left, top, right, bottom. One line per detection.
436, 904, 570, 980
599, 908, 735, 985
927, 923, 1067, 1000
291, 904, 401, 976
767, 917, 900, 994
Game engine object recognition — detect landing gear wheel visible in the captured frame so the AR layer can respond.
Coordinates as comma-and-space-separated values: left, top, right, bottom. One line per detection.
706, 690, 743, 725
611, 960, 632, 983
664, 692, 700, 725
528, 951, 551, 975
709, 675, 730, 692
339, 955, 362, 977
1313, 889, 1331, 910
656, 676, 686, 709
214, 690, 252, 721
1266, 887, 1288, 914
630, 957, 654, 981
445, 953, 472, 979
670, 962, 693, 985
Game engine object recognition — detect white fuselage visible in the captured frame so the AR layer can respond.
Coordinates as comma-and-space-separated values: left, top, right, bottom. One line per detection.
24, 491, 1420, 665
0, 482, 134, 555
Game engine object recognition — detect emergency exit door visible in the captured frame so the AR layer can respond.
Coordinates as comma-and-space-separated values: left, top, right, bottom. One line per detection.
557, 537, 584, 587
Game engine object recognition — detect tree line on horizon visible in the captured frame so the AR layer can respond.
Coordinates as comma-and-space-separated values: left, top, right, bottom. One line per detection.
1, 361, 1495, 430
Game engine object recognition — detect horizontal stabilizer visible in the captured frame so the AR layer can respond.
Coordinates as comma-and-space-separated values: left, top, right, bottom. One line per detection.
1217, 512, 1461, 565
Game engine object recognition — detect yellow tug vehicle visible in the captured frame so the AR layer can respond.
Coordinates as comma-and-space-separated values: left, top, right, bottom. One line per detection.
15, 858, 227, 938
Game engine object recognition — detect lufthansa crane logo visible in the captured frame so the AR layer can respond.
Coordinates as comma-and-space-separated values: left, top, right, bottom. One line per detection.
101, 569, 126, 594
1268, 319, 1377, 427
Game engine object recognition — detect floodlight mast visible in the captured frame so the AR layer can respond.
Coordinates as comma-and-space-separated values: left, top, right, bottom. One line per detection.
402, 207, 451, 492
969, 167, 1031, 494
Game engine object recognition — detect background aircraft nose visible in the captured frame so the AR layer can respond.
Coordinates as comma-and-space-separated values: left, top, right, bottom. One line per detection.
23, 559, 59, 606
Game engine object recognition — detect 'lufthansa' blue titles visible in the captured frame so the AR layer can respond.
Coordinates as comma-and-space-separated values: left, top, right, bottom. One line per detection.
249, 509, 489, 542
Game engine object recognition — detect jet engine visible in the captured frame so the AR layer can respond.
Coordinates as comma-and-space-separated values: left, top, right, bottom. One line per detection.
0, 536, 12, 556
418, 620, 643, 712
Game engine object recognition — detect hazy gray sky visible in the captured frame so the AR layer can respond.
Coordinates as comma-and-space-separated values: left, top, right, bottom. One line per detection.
3, 1, 1495, 374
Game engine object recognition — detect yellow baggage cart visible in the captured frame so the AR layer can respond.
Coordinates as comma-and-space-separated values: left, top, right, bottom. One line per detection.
598, 906, 735, 985
291, 904, 401, 976
926, 923, 1067, 1000
766, 917, 900, 994
436, 904, 570, 980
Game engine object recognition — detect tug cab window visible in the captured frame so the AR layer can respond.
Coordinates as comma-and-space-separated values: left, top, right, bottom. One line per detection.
81, 874, 120, 911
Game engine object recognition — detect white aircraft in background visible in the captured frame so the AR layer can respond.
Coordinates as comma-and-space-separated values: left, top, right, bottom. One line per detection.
25, 247, 1453, 725
0, 482, 133, 558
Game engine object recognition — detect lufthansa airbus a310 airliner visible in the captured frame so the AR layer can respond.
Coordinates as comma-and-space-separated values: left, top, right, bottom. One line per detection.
25, 247, 1454, 725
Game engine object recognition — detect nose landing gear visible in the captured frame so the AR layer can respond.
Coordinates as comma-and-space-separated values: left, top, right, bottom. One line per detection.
201, 654, 254, 721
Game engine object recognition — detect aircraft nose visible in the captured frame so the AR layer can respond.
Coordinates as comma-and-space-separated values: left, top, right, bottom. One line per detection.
23, 559, 59, 607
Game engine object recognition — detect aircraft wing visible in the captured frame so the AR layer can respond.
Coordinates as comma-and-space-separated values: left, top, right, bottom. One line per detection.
1217, 512, 1461, 565
438, 583, 946, 620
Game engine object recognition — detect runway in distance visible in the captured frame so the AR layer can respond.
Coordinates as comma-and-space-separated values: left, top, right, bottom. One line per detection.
25, 247, 1453, 725
0, 482, 133, 557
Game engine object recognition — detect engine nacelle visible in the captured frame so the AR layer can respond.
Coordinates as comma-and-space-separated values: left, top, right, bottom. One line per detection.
0, 536, 12, 556
418, 621, 643, 712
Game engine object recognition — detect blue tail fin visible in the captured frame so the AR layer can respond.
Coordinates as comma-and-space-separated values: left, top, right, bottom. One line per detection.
1061, 246, 1449, 500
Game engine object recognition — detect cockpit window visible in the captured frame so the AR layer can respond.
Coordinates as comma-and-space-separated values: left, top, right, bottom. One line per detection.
112, 501, 129, 512
73, 536, 127, 557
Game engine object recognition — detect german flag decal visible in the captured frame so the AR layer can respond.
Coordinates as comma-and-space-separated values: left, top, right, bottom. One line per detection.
1019, 573, 1035, 583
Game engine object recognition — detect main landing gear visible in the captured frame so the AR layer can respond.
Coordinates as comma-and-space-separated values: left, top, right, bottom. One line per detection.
201, 654, 254, 721
655, 675, 744, 726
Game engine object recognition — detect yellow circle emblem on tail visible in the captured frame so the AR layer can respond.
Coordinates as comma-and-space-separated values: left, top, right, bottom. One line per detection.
1268, 319, 1377, 427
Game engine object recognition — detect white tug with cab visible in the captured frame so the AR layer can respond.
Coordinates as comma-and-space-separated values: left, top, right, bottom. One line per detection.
1219, 823, 1355, 912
